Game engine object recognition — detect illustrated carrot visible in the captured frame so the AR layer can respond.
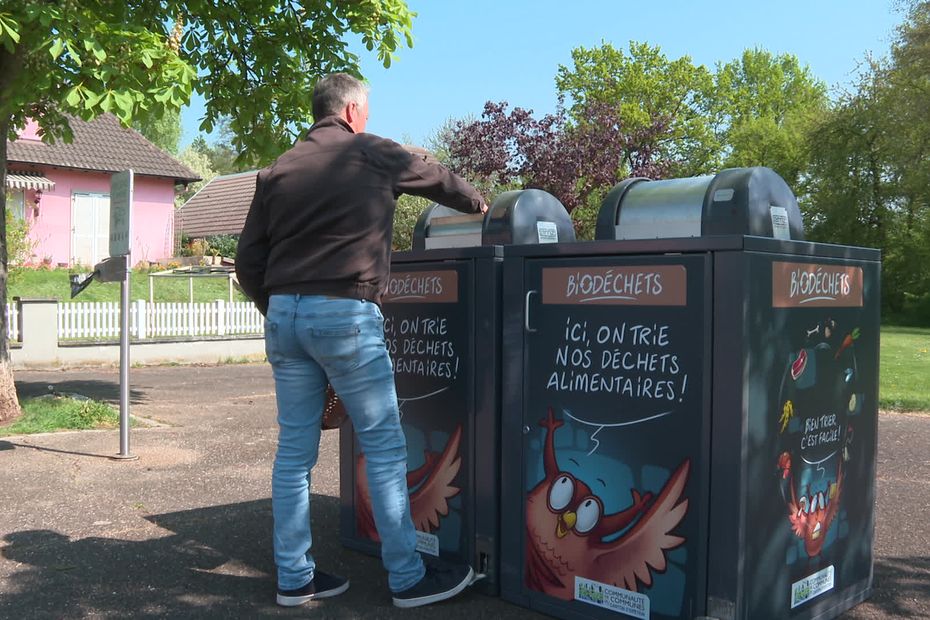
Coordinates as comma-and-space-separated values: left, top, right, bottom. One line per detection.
777, 451, 791, 479
835, 327, 861, 359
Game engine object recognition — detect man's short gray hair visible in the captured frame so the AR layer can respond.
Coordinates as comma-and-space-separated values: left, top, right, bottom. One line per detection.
312, 73, 369, 121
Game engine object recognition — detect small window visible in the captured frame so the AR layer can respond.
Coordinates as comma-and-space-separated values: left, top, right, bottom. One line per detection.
6, 189, 25, 220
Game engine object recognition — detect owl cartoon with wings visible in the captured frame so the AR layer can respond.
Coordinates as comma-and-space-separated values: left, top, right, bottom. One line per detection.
526, 408, 690, 600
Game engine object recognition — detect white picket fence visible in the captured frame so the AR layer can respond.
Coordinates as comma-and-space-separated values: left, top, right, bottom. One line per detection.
6, 300, 263, 341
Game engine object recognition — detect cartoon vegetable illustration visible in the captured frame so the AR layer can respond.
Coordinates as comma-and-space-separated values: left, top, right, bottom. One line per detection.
779, 400, 794, 433
835, 327, 861, 360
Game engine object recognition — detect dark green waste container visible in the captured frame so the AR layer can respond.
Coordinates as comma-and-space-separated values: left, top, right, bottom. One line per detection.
498, 168, 879, 620
339, 189, 575, 595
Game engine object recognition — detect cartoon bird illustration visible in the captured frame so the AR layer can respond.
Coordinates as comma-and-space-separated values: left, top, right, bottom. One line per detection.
778, 450, 844, 558
525, 408, 691, 600
356, 425, 463, 540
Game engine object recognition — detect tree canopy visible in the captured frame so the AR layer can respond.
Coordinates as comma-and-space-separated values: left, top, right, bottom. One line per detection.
555, 41, 718, 177
713, 49, 828, 187
0, 0, 414, 156
804, 1, 930, 320
448, 99, 672, 215
445, 14, 930, 323
0, 0, 416, 420
449, 41, 826, 238
133, 108, 182, 155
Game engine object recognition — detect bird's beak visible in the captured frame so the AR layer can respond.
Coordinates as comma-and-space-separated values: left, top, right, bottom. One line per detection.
557, 511, 576, 538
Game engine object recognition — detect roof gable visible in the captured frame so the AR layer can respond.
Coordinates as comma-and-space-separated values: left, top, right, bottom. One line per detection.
177, 170, 258, 237
6, 114, 200, 183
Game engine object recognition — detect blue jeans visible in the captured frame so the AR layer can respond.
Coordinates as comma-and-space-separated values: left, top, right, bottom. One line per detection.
264, 294, 425, 592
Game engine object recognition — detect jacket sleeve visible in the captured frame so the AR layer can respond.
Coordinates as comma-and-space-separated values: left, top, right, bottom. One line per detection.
235, 171, 270, 315
394, 145, 485, 214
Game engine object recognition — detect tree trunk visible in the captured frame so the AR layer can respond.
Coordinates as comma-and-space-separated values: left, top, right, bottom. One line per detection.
0, 360, 19, 423
0, 115, 22, 422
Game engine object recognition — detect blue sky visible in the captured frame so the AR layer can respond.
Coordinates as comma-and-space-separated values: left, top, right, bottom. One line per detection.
180, 0, 903, 149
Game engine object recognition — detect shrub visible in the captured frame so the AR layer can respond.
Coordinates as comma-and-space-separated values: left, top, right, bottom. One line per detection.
888, 292, 930, 327
178, 232, 194, 257
6, 207, 36, 268
393, 194, 429, 251
204, 234, 239, 258
189, 238, 209, 256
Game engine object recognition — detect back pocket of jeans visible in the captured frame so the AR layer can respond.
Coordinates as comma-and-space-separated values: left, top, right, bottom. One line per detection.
310, 324, 360, 372
264, 319, 281, 363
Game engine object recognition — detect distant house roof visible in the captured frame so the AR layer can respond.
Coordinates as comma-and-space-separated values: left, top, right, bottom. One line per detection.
6, 114, 200, 184
177, 170, 258, 237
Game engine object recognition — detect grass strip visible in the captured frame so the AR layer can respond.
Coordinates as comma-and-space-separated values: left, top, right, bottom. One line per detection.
0, 395, 126, 436
9, 267, 250, 304
879, 325, 930, 412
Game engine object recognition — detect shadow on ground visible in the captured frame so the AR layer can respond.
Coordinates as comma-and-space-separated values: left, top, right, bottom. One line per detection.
2, 494, 921, 618
15, 379, 148, 406
848, 555, 930, 619
0, 492, 504, 619
0, 439, 127, 459
1, 497, 311, 619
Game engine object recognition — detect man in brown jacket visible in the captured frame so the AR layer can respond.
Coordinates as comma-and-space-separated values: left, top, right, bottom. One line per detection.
237, 73, 487, 609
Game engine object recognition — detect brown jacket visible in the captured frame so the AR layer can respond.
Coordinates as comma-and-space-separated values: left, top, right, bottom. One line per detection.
236, 117, 483, 313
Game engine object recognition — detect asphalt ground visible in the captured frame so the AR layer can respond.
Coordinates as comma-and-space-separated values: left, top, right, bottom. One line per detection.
1, 364, 928, 619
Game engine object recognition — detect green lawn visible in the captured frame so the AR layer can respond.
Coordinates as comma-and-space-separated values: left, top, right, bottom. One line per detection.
880, 325, 930, 412
8, 267, 250, 304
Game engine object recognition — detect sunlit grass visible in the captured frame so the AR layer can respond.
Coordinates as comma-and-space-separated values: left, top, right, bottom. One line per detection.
880, 326, 930, 412
8, 267, 249, 304
0, 396, 129, 436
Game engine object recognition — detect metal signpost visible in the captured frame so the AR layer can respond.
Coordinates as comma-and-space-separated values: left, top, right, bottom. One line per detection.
110, 169, 136, 460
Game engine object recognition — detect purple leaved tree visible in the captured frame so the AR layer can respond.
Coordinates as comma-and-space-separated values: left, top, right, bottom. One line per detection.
448, 99, 675, 214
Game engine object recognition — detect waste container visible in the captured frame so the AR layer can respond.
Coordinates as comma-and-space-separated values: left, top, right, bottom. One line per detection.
413, 187, 577, 250
595, 166, 805, 241
339, 189, 576, 595
707, 241, 878, 620
500, 239, 713, 620
499, 168, 879, 620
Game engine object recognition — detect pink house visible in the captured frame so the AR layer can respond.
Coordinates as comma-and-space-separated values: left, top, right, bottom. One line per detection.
5, 114, 199, 267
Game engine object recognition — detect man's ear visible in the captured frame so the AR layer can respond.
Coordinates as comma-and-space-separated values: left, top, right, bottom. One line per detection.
346, 102, 365, 131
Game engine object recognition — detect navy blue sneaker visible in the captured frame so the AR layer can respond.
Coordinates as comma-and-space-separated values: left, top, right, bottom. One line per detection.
276, 570, 349, 607
392, 561, 474, 608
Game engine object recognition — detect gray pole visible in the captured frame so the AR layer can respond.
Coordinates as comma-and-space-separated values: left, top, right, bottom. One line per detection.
115, 253, 137, 460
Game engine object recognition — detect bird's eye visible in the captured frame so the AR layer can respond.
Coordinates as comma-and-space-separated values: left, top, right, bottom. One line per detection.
548, 474, 574, 511
574, 497, 602, 534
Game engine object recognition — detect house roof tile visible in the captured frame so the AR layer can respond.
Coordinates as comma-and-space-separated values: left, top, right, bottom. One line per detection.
6, 114, 200, 183
177, 170, 258, 237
